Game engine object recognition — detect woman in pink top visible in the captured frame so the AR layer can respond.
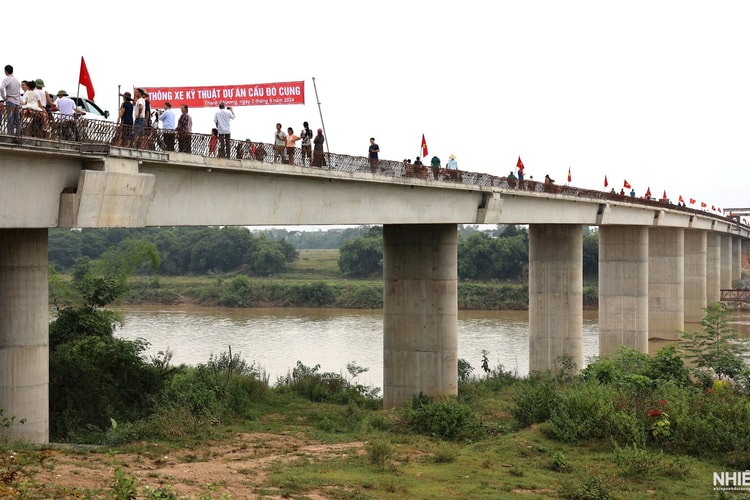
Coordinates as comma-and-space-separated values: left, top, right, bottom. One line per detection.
285, 127, 300, 165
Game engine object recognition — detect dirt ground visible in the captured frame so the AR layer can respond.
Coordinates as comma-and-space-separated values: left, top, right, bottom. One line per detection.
29, 432, 366, 498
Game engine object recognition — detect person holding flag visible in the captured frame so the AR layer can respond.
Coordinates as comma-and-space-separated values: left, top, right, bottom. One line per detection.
516, 156, 525, 184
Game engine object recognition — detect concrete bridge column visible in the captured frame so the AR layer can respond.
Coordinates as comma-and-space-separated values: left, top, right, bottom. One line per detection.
706, 232, 721, 304
683, 230, 707, 324
528, 224, 583, 372
382, 224, 457, 409
648, 228, 684, 342
0, 229, 48, 443
732, 237, 743, 282
598, 226, 649, 354
720, 234, 733, 289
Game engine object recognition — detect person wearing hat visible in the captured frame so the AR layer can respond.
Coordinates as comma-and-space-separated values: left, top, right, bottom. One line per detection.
54, 89, 81, 140
34, 79, 52, 114
115, 91, 134, 147
446, 154, 458, 170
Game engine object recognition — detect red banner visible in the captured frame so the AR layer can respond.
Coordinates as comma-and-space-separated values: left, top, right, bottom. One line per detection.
139, 81, 305, 109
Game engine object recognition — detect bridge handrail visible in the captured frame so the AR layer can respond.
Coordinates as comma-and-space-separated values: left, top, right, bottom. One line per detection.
0, 106, 744, 229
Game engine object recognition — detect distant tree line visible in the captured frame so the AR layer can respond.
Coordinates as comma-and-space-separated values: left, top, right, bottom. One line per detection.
49, 225, 599, 280
49, 226, 298, 276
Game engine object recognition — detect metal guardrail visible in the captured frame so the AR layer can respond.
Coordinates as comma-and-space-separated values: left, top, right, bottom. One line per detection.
0, 106, 744, 228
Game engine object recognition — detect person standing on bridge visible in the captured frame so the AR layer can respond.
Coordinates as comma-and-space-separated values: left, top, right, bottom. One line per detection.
115, 91, 134, 147
157, 102, 176, 151
312, 128, 325, 167
176, 104, 192, 153
0, 65, 21, 135
368, 138, 380, 173
300, 121, 313, 166
274, 123, 286, 163
285, 127, 300, 165
214, 102, 234, 158
133, 88, 147, 148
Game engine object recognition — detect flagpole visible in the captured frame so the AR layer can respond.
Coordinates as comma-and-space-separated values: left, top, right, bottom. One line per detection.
311, 77, 330, 165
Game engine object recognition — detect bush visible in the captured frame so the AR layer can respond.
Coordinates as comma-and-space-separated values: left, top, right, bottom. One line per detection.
404, 397, 484, 442
511, 376, 561, 428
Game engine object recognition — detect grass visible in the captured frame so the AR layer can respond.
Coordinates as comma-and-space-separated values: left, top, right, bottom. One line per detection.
4, 386, 740, 498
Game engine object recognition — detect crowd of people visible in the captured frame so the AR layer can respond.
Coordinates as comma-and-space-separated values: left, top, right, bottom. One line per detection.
0, 65, 84, 139
1, 63, 460, 180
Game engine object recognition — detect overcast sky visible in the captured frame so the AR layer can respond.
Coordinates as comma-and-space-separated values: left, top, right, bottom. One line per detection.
9, 1, 750, 210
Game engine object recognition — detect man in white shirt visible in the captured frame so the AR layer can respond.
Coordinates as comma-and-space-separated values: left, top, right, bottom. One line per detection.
157, 101, 176, 151
213, 102, 234, 158
0, 65, 21, 135
53, 89, 82, 140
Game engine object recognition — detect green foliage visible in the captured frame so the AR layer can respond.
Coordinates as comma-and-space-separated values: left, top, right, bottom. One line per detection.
337, 236, 383, 277
511, 376, 561, 428
110, 467, 137, 499
367, 439, 395, 471
276, 361, 380, 407
457, 358, 474, 383
403, 397, 485, 442
680, 302, 749, 383
457, 230, 529, 281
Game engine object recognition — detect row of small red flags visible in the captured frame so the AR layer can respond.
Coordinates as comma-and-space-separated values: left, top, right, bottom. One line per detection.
513, 156, 742, 222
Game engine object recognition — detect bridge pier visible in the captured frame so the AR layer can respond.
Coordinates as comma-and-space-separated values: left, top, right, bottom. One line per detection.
733, 236, 743, 282
706, 232, 722, 303
0, 229, 48, 443
648, 227, 684, 342
720, 234, 733, 289
684, 230, 707, 323
528, 224, 583, 372
598, 226, 649, 354
382, 224, 457, 409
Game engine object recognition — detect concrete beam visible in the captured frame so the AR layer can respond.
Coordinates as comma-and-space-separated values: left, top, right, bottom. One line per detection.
382, 224, 458, 408
684, 230, 707, 324
0, 229, 48, 443
648, 227, 684, 342
599, 226, 649, 354
528, 224, 583, 372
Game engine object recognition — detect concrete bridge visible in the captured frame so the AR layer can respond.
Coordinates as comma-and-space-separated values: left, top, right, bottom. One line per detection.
1, 125, 748, 443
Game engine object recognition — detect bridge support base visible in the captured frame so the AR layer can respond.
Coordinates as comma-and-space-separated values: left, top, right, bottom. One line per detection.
599, 226, 649, 354
0, 229, 48, 443
648, 228, 684, 342
528, 224, 583, 372
382, 224, 457, 409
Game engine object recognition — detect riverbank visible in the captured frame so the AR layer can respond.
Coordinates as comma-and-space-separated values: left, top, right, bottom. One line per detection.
119, 249, 598, 310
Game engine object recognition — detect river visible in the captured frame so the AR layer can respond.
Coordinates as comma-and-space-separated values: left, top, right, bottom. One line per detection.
113, 305, 750, 391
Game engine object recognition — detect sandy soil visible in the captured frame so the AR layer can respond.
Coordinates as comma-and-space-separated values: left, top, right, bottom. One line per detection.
29, 432, 366, 498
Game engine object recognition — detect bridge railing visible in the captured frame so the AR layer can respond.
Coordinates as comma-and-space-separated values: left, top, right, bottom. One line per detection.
0, 106, 744, 228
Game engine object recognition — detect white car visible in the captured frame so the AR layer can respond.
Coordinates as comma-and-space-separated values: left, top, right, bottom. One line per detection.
50, 95, 110, 121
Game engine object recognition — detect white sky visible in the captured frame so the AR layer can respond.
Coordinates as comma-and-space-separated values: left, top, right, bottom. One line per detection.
9, 1, 750, 209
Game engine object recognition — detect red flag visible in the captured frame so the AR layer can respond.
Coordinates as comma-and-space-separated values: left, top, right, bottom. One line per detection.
421, 134, 428, 158
645, 187, 652, 197
567, 167, 572, 183
689, 198, 696, 204
623, 180, 631, 189
516, 156, 525, 173
79, 56, 95, 101
700, 202, 707, 208
604, 175, 608, 188
711, 205, 716, 211
662, 190, 667, 200
679, 195, 684, 203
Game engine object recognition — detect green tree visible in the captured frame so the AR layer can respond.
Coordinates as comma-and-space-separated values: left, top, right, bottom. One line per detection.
338, 236, 383, 277
49, 239, 166, 440
582, 228, 599, 278
680, 302, 749, 382
48, 229, 82, 270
